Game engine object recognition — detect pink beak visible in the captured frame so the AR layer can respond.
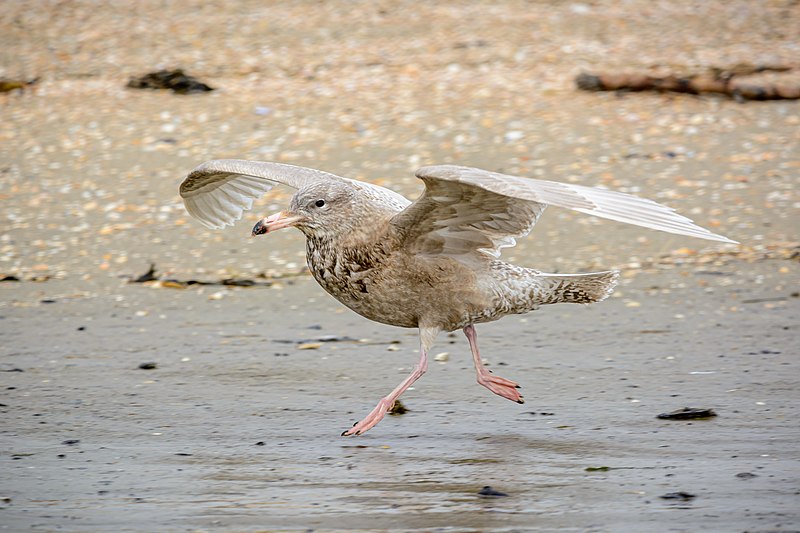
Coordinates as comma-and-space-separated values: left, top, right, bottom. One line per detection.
251, 211, 304, 236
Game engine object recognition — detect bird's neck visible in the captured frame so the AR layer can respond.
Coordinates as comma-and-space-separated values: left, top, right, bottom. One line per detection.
304, 228, 396, 290
305, 219, 392, 254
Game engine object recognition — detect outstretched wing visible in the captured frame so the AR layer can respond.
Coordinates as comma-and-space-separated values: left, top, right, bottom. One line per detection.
179, 159, 410, 229
179, 160, 350, 229
391, 165, 737, 261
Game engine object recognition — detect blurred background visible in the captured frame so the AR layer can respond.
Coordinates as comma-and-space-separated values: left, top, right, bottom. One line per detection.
1, 0, 797, 284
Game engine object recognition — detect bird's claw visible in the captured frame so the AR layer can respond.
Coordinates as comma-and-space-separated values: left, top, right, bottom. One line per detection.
341, 421, 361, 437
340, 398, 393, 436
477, 372, 524, 403
341, 426, 363, 437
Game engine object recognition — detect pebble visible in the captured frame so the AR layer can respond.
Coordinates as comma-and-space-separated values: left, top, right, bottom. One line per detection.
297, 342, 323, 350
478, 486, 509, 497
656, 407, 717, 420
660, 491, 696, 501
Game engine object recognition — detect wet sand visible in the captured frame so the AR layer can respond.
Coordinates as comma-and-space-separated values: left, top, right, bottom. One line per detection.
2, 267, 798, 531
2, 1, 799, 531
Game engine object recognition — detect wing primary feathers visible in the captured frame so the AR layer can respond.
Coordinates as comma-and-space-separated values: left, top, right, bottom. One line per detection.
179, 160, 372, 228
193, 194, 226, 229
572, 205, 733, 242
414, 165, 737, 244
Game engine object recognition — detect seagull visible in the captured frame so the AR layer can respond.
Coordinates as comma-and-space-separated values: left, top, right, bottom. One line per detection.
179, 160, 736, 436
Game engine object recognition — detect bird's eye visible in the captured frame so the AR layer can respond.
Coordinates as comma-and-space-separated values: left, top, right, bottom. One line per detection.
315, 199, 326, 208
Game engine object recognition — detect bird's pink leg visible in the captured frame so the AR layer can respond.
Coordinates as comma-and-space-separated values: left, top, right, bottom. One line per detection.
342, 327, 438, 436
464, 324, 524, 404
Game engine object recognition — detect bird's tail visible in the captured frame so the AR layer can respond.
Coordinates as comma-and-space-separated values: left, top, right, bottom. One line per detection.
536, 270, 620, 304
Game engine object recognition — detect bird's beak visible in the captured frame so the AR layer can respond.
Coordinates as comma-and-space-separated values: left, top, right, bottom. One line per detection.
251, 211, 304, 236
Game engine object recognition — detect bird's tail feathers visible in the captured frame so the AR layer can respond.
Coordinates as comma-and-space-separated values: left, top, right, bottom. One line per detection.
538, 270, 619, 304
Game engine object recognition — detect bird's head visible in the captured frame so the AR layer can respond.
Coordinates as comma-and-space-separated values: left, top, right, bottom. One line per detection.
251, 181, 358, 239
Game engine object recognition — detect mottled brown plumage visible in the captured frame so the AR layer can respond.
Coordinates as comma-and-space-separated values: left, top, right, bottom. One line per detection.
180, 160, 736, 435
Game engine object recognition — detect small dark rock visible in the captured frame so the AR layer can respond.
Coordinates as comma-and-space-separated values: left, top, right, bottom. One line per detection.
478, 486, 509, 497
131, 264, 158, 283
388, 399, 408, 415
575, 72, 603, 91
736, 472, 758, 479
138, 362, 157, 370
255, 441, 266, 446
0, 275, 20, 282
222, 278, 256, 287
659, 491, 695, 500
127, 69, 214, 94
61, 439, 80, 446
657, 407, 717, 420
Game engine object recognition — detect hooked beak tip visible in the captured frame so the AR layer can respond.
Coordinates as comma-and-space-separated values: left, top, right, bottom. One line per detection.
251, 219, 268, 237
251, 211, 302, 237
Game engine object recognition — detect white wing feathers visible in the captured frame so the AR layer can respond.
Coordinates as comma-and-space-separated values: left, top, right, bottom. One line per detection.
181, 173, 276, 229
568, 184, 728, 241
179, 159, 351, 229
414, 165, 737, 244
179, 160, 737, 249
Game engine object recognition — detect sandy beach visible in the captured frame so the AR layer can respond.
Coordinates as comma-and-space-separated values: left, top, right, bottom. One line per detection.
1, 1, 799, 531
